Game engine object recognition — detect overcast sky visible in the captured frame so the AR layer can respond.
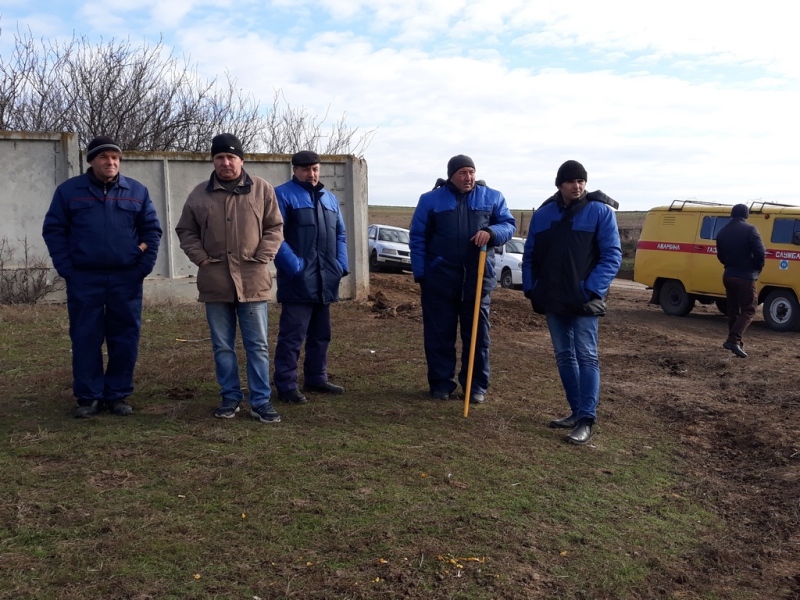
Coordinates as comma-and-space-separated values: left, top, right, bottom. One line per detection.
2, 1, 798, 211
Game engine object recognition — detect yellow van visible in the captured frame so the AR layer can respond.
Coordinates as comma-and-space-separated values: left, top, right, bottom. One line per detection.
634, 200, 800, 332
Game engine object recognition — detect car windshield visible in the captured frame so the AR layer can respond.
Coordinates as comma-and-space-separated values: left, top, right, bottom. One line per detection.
506, 239, 524, 254
378, 229, 410, 244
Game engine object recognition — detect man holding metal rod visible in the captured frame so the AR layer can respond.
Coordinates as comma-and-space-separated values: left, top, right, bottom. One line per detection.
409, 155, 516, 404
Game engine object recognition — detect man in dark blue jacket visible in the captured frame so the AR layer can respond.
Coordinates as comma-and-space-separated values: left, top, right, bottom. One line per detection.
410, 155, 516, 404
273, 151, 349, 404
523, 160, 621, 444
42, 136, 162, 418
715, 204, 765, 358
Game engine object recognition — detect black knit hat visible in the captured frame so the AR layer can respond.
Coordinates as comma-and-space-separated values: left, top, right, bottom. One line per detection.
731, 204, 750, 219
555, 160, 588, 187
211, 133, 244, 159
86, 136, 122, 163
447, 155, 476, 178
291, 150, 321, 166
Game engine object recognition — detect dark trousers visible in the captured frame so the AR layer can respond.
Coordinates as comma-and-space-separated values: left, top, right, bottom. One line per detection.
66, 270, 144, 402
723, 276, 757, 345
420, 284, 491, 396
273, 302, 331, 392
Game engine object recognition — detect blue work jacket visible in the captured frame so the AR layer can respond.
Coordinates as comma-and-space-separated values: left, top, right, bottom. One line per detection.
273, 178, 349, 304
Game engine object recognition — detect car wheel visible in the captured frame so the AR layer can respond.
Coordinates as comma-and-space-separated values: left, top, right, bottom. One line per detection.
501, 268, 513, 289
763, 289, 800, 332
715, 299, 728, 315
659, 279, 694, 316
369, 251, 380, 272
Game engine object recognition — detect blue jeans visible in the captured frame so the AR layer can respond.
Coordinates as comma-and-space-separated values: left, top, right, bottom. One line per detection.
205, 301, 272, 407
545, 313, 600, 422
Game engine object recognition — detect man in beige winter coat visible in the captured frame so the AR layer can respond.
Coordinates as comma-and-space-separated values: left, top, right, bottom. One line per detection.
175, 133, 284, 423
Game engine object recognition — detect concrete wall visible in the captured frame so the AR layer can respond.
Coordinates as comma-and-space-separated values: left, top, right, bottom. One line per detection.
0, 131, 369, 302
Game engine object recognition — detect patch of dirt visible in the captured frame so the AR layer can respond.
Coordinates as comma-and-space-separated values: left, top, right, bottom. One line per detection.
366, 271, 800, 598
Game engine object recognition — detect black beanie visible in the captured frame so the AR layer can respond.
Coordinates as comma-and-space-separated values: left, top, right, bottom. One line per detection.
86, 136, 122, 162
447, 155, 476, 178
211, 133, 244, 159
291, 150, 321, 166
731, 204, 749, 219
555, 160, 588, 187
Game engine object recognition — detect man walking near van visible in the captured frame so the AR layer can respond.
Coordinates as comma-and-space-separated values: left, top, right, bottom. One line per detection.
716, 204, 765, 358
522, 160, 621, 445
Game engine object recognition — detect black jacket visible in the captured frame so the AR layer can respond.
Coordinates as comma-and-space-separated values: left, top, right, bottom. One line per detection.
716, 218, 765, 280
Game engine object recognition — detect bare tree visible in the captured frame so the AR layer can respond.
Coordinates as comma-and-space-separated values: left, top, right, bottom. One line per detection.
0, 25, 375, 156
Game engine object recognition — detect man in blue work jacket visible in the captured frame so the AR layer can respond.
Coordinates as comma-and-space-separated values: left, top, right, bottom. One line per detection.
273, 151, 349, 404
410, 155, 516, 404
42, 136, 162, 418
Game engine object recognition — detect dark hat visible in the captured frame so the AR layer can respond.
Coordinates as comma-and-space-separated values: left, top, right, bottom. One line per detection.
555, 160, 588, 187
86, 136, 122, 162
731, 204, 749, 219
447, 155, 476, 178
211, 133, 244, 159
291, 150, 321, 167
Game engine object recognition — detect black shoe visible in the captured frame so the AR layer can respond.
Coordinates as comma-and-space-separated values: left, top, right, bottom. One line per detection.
74, 400, 100, 419
469, 393, 485, 404
550, 414, 578, 429
278, 389, 308, 404
722, 341, 747, 358
566, 419, 594, 445
431, 390, 450, 401
304, 382, 344, 394
109, 400, 133, 416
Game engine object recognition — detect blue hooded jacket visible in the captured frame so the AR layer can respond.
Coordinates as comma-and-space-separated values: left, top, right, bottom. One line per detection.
410, 181, 516, 300
273, 178, 349, 304
42, 171, 162, 279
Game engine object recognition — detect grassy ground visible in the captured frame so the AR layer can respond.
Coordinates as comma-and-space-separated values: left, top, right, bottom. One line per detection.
2, 299, 719, 599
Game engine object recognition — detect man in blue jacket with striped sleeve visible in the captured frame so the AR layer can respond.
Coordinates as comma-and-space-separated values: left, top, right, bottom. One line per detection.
523, 160, 622, 444
410, 155, 516, 404
273, 151, 349, 404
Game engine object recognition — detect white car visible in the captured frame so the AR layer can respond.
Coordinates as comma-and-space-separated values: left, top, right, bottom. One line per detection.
368, 224, 411, 271
494, 237, 525, 289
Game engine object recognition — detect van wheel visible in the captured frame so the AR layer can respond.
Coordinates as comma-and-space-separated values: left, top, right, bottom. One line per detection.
659, 280, 695, 316
501, 268, 513, 289
715, 299, 728, 315
763, 289, 800, 332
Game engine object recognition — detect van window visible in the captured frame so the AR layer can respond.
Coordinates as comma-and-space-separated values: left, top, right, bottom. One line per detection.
771, 219, 800, 244
700, 216, 732, 240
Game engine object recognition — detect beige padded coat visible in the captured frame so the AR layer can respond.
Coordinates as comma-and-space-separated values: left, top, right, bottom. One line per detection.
175, 170, 284, 303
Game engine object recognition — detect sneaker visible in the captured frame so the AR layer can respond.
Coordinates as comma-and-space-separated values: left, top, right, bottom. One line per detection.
74, 400, 100, 419
109, 400, 133, 416
469, 393, 486, 404
431, 389, 450, 401
278, 389, 308, 404
250, 403, 281, 424
214, 397, 241, 419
